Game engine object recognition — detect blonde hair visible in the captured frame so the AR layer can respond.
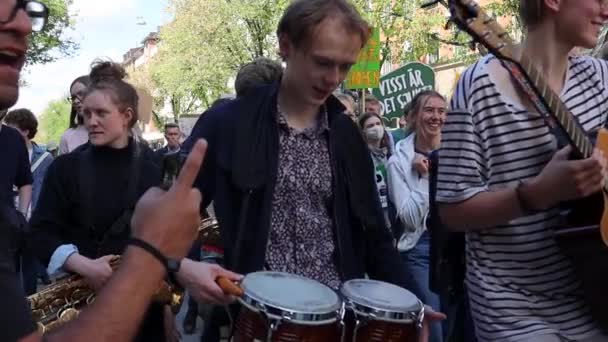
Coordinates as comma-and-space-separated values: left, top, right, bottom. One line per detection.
407, 90, 446, 132
519, 0, 545, 28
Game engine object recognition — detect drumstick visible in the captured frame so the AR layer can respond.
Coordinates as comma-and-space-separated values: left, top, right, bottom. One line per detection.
216, 276, 244, 297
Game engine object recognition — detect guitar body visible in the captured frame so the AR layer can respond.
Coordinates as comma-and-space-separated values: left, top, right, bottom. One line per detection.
555, 130, 608, 332
446, 0, 608, 330
598, 128, 608, 244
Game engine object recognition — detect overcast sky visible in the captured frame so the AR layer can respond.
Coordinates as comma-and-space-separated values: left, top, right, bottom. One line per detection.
14, 0, 169, 115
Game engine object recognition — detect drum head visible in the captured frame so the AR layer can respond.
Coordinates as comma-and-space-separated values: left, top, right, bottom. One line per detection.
341, 279, 421, 319
240, 272, 341, 321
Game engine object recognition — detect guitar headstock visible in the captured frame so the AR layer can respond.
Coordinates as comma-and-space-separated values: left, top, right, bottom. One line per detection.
448, 0, 518, 62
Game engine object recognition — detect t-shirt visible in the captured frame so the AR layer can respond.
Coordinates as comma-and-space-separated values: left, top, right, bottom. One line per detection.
58, 125, 88, 155
437, 55, 607, 341
0, 215, 37, 341
0, 125, 32, 207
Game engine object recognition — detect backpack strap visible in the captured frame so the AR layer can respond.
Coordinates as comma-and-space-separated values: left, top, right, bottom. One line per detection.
31, 151, 50, 173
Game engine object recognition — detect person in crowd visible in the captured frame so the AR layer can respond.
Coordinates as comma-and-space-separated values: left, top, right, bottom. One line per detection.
336, 92, 357, 121
58, 75, 91, 154
387, 90, 447, 342
0, 112, 32, 277
30, 61, 178, 341
182, 1, 445, 341
437, 0, 608, 341
4, 108, 53, 294
0, 2, 231, 341
156, 122, 182, 157
358, 112, 393, 229
4, 109, 52, 215
365, 93, 383, 116
234, 57, 283, 98
391, 105, 411, 145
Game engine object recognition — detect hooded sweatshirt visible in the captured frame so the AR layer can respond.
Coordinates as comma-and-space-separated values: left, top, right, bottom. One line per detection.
386, 132, 428, 251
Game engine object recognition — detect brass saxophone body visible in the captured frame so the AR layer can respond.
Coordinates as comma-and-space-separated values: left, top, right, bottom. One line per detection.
29, 217, 221, 334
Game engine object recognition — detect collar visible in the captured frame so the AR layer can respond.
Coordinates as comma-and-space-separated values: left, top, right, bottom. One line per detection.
276, 104, 330, 138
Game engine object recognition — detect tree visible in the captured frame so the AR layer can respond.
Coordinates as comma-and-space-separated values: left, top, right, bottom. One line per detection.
37, 98, 70, 144
149, 0, 289, 117
352, 0, 446, 67
28, 0, 78, 65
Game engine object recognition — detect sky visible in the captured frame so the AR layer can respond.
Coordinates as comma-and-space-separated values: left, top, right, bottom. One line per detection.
14, 0, 170, 115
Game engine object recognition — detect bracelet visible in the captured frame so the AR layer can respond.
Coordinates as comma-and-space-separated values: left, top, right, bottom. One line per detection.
128, 238, 182, 276
515, 181, 538, 214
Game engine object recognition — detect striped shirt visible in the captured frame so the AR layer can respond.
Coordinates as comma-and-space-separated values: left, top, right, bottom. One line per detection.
437, 54, 608, 342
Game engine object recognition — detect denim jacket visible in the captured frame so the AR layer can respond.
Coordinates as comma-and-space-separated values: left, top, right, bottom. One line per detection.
30, 143, 53, 212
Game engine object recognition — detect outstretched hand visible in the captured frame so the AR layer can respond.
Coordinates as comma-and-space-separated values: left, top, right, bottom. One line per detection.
131, 139, 207, 260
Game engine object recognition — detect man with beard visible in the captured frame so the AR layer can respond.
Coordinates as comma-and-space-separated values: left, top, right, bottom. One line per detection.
0, 1, 224, 341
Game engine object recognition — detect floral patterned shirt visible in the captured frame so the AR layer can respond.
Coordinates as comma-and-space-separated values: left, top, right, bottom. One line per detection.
265, 107, 341, 289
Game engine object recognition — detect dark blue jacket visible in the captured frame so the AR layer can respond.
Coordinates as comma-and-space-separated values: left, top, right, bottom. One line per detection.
182, 83, 407, 287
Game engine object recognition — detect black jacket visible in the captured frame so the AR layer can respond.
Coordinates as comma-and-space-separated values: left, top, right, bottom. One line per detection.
182, 83, 408, 288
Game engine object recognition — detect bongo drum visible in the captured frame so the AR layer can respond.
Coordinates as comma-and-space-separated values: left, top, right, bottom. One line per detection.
340, 279, 424, 342
232, 271, 342, 342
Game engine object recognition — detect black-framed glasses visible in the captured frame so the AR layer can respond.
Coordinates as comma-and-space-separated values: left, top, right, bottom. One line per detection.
0, 0, 49, 32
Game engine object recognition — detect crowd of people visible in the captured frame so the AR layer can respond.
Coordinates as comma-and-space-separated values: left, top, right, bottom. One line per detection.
2, 0, 608, 342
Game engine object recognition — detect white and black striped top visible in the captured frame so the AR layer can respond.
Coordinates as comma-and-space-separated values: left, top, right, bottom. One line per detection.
437, 54, 608, 342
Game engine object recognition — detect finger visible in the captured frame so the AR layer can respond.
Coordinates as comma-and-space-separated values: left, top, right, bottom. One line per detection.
424, 308, 447, 320
217, 268, 244, 281
417, 321, 430, 342
554, 145, 572, 160
172, 139, 208, 194
204, 283, 234, 305
100, 255, 116, 263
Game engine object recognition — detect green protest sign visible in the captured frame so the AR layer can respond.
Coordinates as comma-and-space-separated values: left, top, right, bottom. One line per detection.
344, 28, 380, 89
371, 62, 435, 119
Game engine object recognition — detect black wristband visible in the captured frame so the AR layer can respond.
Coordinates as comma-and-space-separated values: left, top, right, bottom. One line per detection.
515, 181, 538, 214
128, 238, 181, 276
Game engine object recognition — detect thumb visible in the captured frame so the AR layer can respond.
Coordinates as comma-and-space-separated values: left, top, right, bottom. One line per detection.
553, 145, 572, 161
100, 255, 117, 263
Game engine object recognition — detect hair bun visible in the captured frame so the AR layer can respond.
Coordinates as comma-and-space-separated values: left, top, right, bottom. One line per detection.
89, 59, 127, 83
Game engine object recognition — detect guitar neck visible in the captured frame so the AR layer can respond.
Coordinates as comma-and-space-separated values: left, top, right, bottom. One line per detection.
518, 54, 594, 158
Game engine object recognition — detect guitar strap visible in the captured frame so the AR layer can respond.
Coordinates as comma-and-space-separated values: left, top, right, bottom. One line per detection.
498, 58, 579, 149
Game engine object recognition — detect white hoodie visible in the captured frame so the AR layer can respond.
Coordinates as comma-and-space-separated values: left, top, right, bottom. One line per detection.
386, 132, 429, 252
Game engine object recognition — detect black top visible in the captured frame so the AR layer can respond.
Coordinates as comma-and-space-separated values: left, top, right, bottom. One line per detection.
30, 139, 165, 342
30, 139, 162, 263
0, 219, 36, 341
181, 82, 408, 288
0, 125, 32, 207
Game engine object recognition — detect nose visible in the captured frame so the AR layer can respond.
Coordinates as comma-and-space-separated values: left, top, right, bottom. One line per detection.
3, 6, 33, 38
324, 66, 341, 88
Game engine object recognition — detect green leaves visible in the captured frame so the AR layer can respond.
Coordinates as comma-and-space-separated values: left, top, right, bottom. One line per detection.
37, 98, 70, 144
29, 0, 78, 65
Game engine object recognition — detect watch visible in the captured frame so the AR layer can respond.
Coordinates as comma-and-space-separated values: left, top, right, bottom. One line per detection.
128, 238, 181, 275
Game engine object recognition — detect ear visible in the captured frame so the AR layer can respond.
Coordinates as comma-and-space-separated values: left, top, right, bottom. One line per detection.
278, 33, 291, 61
123, 107, 134, 127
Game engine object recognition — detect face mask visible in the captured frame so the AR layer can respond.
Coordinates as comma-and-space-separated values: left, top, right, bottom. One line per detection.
365, 125, 384, 141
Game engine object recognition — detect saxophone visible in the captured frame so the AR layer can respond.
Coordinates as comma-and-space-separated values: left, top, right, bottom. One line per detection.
28, 152, 223, 333
28, 217, 221, 334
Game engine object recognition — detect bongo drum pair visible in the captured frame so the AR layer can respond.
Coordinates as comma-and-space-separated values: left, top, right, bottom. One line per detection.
227, 271, 424, 342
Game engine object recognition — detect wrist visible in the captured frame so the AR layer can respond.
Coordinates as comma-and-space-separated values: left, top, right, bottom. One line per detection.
175, 258, 194, 285
64, 253, 89, 274
123, 246, 166, 280
516, 179, 549, 213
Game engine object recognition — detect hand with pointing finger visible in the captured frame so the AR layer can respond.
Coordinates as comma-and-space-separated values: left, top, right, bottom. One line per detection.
130, 139, 207, 260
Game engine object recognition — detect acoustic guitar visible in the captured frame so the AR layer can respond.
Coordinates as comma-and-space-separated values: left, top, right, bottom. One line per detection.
447, 0, 608, 330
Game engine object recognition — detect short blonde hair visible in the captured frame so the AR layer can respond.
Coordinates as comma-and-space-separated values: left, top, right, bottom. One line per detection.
519, 0, 544, 28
